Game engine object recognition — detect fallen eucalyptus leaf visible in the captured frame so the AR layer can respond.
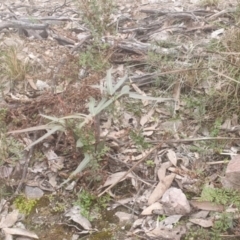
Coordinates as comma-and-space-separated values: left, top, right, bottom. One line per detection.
2, 228, 38, 239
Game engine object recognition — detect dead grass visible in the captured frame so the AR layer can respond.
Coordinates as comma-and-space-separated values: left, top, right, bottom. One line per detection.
2, 47, 27, 82
198, 0, 220, 6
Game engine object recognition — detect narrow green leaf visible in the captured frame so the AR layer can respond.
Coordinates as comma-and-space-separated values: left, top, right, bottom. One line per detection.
26, 125, 64, 150
70, 153, 91, 177
92, 98, 108, 115
59, 153, 92, 187
106, 67, 113, 95
97, 98, 114, 112
40, 114, 64, 124
88, 97, 96, 114
61, 114, 88, 120
129, 92, 174, 102
120, 85, 130, 95
8, 124, 50, 134
113, 74, 128, 93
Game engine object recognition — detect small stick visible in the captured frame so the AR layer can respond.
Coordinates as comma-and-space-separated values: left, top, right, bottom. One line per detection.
147, 136, 240, 144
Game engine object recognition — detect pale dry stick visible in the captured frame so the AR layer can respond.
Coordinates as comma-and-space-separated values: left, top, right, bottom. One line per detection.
207, 51, 240, 55
207, 160, 230, 165
155, 67, 208, 77
147, 136, 240, 144
209, 68, 240, 84
0, 20, 49, 31
207, 8, 235, 21
98, 136, 240, 197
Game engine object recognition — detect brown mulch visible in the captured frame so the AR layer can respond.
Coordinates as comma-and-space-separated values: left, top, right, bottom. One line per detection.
6, 72, 102, 130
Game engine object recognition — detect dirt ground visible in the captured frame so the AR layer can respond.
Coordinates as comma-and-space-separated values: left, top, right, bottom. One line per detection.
1, 0, 240, 239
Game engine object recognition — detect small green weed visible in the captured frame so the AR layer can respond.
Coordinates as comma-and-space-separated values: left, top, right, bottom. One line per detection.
129, 130, 151, 151
76, 190, 95, 220
87, 145, 110, 181
184, 96, 206, 122
74, 124, 96, 151
46, 194, 66, 213
213, 212, 234, 233
0, 109, 19, 166
0, 109, 7, 126
125, 101, 143, 117
14, 195, 38, 215
206, 39, 224, 52
157, 214, 166, 222
77, 0, 115, 71
79, 44, 110, 71
77, 0, 115, 39
0, 134, 24, 166
75, 190, 110, 220
200, 186, 240, 208
210, 118, 222, 137
0, 181, 11, 198
185, 227, 211, 240
52, 202, 66, 213
145, 160, 155, 167
189, 143, 209, 154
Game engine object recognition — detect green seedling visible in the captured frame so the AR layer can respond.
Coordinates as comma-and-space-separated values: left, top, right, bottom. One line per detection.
213, 212, 234, 233
75, 189, 110, 220
157, 214, 166, 222
145, 160, 155, 167
210, 118, 222, 137
79, 43, 110, 71
185, 227, 212, 240
14, 195, 38, 215
200, 185, 240, 208
77, 0, 116, 39
129, 130, 151, 150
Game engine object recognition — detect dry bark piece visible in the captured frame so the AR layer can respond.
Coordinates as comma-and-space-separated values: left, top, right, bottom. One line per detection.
222, 154, 240, 191
141, 202, 163, 215
140, 108, 154, 126
2, 228, 38, 239
157, 162, 172, 180
189, 218, 213, 228
190, 200, 224, 212
158, 215, 182, 228
0, 20, 48, 31
148, 173, 176, 205
65, 206, 92, 230
0, 210, 19, 228
146, 225, 186, 240
102, 171, 134, 187
166, 149, 178, 166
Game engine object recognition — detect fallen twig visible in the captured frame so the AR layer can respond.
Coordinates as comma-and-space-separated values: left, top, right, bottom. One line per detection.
0, 20, 49, 31
147, 136, 240, 144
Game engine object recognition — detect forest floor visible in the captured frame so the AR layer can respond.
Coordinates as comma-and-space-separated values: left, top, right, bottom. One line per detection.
1, 0, 240, 239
